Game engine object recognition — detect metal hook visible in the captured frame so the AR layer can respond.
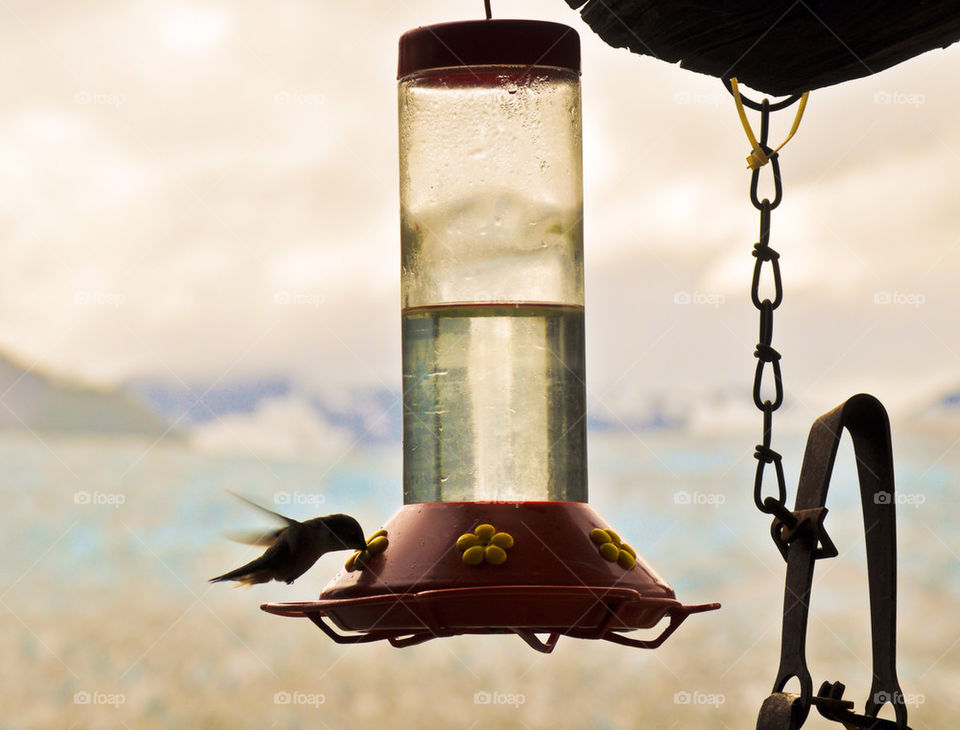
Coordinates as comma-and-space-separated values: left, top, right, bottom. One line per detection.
757, 394, 910, 730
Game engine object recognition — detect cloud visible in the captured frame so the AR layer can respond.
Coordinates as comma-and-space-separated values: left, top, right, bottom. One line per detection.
188, 395, 353, 460
0, 0, 956, 412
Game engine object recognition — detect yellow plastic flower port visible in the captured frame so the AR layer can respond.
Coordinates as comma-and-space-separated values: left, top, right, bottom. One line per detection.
589, 527, 637, 569
457, 523, 514, 566
345, 529, 389, 571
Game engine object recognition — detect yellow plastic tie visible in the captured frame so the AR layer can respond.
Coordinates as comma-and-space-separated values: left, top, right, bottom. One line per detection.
730, 77, 809, 170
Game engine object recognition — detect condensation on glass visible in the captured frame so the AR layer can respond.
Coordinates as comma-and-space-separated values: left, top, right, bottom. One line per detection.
399, 24, 586, 504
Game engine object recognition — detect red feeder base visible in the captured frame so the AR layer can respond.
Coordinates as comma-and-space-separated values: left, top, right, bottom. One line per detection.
261, 501, 718, 652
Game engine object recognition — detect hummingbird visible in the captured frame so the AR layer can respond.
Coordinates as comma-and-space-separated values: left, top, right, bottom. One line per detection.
209, 492, 366, 587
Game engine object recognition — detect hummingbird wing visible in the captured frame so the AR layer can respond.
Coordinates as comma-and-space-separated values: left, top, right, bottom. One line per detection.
209, 530, 315, 585
223, 528, 285, 547
226, 490, 300, 526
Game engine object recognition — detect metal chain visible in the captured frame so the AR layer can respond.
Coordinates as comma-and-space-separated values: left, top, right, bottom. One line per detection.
746, 98, 795, 528
727, 84, 902, 730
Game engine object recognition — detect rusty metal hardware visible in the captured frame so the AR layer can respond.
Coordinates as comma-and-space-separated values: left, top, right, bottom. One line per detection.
728, 84, 911, 730
755, 394, 910, 730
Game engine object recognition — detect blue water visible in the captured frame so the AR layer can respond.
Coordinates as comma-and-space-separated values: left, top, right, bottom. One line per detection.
1, 426, 956, 728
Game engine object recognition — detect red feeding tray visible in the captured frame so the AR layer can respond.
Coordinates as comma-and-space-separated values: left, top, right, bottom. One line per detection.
262, 502, 718, 653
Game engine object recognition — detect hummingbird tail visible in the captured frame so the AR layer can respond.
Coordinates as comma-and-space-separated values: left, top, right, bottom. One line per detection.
209, 561, 269, 585
209, 571, 241, 583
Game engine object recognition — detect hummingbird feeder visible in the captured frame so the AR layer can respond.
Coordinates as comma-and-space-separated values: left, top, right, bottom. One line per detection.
262, 17, 718, 653
253, 0, 960, 725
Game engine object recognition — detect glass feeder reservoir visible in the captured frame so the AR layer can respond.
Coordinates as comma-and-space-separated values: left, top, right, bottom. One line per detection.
263, 19, 717, 652
399, 22, 586, 504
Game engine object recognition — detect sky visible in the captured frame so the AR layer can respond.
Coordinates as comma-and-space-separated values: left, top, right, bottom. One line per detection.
0, 0, 958, 425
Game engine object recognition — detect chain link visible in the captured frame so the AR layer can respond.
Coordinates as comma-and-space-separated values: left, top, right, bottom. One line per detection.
747, 98, 790, 520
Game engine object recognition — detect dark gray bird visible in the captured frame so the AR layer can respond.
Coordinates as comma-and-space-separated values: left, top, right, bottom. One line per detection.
209, 492, 366, 587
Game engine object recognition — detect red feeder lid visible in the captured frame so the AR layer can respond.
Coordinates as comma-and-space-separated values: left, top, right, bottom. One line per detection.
398, 19, 581, 78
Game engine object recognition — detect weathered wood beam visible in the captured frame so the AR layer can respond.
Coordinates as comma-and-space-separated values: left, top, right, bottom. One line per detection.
565, 0, 960, 95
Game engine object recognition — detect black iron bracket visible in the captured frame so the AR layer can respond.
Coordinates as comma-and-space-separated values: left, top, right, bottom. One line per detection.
756, 394, 910, 730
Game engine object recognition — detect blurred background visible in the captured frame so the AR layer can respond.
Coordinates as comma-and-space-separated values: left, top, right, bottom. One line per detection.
1, 0, 958, 727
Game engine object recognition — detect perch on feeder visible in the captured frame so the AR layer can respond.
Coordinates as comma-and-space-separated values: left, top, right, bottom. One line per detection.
262, 18, 718, 653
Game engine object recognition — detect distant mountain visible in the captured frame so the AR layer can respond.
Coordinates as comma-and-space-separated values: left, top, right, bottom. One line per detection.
128, 376, 695, 444
911, 386, 960, 430
128, 378, 403, 445
309, 388, 402, 443
0, 355, 170, 435
130, 377, 293, 427
940, 390, 960, 408
586, 401, 686, 433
